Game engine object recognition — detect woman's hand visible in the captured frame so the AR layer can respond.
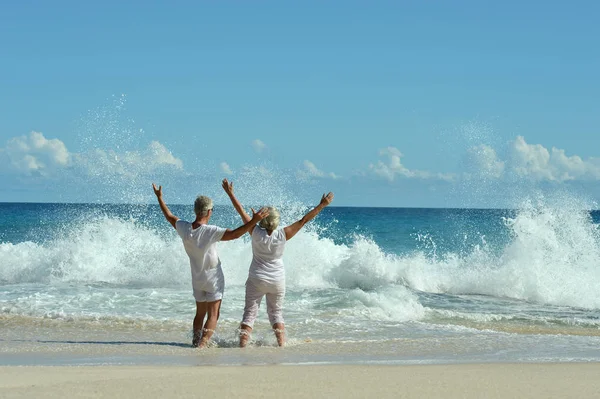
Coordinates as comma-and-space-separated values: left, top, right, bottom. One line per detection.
222, 179, 234, 196
320, 192, 334, 207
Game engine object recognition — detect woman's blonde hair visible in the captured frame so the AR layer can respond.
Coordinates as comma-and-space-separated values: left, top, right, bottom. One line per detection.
259, 206, 280, 231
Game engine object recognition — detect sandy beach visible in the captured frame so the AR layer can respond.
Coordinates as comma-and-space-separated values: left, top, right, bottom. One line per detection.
1, 363, 599, 398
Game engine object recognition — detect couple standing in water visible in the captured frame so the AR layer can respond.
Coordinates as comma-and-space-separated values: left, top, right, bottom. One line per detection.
152, 180, 334, 348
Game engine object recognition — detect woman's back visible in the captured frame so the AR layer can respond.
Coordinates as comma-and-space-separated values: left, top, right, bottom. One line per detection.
249, 226, 286, 283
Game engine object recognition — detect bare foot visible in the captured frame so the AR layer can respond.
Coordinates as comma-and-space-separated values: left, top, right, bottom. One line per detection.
198, 337, 209, 349
239, 326, 252, 348
275, 330, 285, 347
192, 331, 201, 348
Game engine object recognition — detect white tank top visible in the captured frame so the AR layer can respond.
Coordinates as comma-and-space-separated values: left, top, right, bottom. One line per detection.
249, 226, 286, 283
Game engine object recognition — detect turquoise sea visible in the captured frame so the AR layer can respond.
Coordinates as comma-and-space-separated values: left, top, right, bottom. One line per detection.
2, 200, 600, 365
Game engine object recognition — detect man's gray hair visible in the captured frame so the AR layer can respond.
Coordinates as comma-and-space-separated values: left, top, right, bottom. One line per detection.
194, 196, 213, 217
259, 206, 280, 231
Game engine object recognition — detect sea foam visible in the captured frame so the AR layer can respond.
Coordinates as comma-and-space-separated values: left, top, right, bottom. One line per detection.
2, 196, 600, 312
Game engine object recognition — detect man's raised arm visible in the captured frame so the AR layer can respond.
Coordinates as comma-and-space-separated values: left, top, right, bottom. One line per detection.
152, 183, 179, 229
221, 207, 269, 241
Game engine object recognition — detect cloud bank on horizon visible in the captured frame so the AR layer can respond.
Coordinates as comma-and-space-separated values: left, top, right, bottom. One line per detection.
3, 130, 599, 199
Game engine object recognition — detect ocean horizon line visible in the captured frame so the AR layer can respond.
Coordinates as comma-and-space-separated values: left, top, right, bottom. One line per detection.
1, 201, 599, 212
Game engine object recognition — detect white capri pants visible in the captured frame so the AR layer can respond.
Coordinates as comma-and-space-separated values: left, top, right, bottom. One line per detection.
241, 277, 285, 328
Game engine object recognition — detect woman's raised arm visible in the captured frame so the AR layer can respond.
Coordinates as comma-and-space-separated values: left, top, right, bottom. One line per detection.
284, 192, 334, 240
222, 178, 252, 224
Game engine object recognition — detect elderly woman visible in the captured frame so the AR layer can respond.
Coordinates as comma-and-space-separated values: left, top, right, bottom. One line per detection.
222, 179, 334, 347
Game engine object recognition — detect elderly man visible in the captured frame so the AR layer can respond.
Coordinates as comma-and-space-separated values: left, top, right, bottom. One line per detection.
152, 183, 269, 348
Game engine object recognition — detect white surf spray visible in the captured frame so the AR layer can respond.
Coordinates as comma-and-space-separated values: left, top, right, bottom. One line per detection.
2, 194, 599, 320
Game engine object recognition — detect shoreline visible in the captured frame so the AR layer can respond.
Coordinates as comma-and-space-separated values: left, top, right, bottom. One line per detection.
3, 315, 600, 366
1, 363, 599, 398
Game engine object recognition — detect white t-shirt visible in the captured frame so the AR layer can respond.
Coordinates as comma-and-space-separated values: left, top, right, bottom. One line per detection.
249, 226, 286, 283
176, 220, 227, 293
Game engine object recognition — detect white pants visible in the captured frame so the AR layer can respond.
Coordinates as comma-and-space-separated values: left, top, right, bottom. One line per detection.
241, 277, 285, 328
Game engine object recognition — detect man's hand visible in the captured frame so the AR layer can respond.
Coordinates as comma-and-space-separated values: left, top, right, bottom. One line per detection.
250, 207, 270, 223
221, 206, 270, 241
222, 179, 234, 196
320, 192, 334, 207
152, 183, 163, 198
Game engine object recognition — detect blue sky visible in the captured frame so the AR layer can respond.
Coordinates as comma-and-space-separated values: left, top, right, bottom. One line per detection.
1, 1, 599, 207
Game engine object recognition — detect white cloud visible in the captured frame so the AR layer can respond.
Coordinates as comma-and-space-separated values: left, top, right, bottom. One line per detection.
368, 139, 600, 184
369, 147, 454, 182
74, 141, 183, 177
3, 131, 71, 176
1, 132, 183, 179
298, 160, 339, 180
220, 162, 233, 175
241, 165, 274, 179
510, 136, 600, 182
462, 137, 600, 183
303, 160, 324, 177
252, 139, 266, 153
465, 144, 505, 179
147, 141, 183, 169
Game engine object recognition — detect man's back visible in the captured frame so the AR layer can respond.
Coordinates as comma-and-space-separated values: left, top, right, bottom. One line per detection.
176, 220, 226, 292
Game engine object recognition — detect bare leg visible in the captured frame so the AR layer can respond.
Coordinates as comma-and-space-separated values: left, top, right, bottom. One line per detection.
192, 301, 207, 347
239, 324, 252, 348
198, 299, 221, 348
273, 322, 285, 347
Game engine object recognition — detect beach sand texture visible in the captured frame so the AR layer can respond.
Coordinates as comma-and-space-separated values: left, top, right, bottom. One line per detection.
1, 363, 600, 398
